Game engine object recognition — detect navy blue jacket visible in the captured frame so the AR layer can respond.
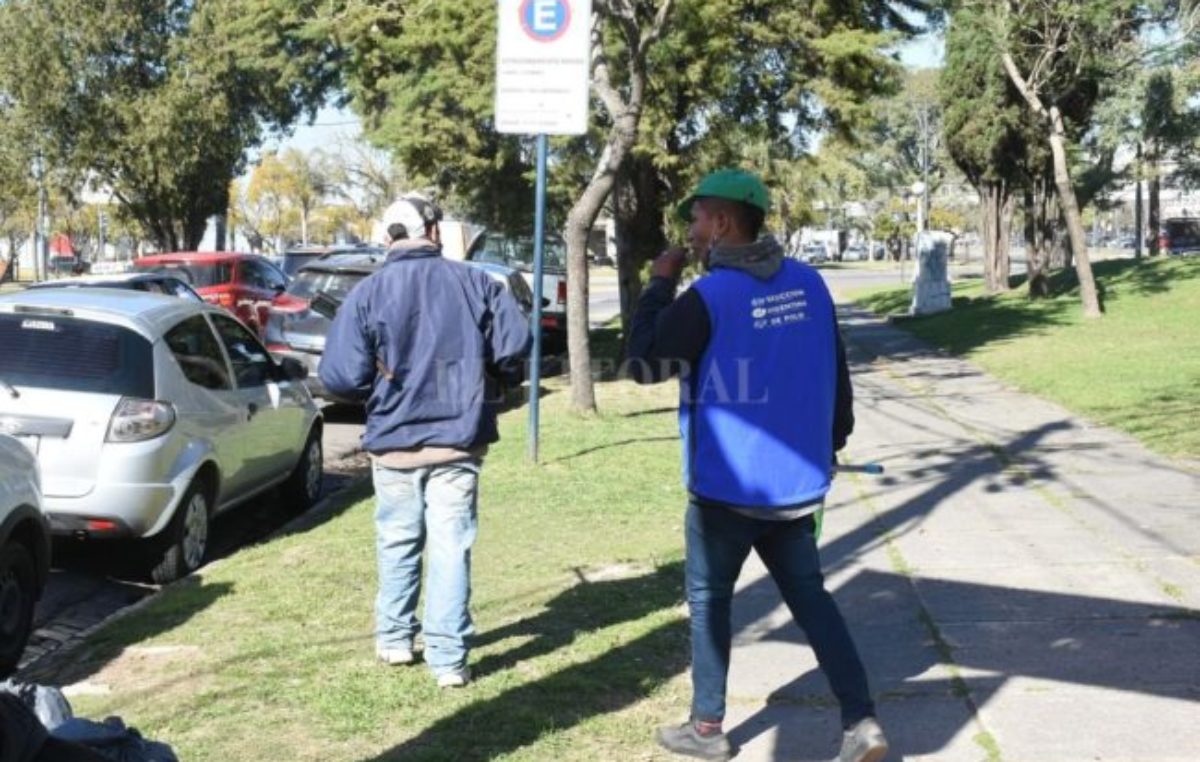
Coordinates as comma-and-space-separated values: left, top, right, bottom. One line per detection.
318, 243, 531, 453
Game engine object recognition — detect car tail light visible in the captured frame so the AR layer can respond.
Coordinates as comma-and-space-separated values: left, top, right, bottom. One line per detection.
106, 398, 176, 443
216, 292, 235, 308
86, 519, 119, 533
557, 280, 567, 305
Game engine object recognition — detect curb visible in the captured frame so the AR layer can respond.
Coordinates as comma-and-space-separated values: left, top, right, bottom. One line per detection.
17, 464, 372, 684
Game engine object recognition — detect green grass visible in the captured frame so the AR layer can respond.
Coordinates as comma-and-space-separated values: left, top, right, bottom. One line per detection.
853, 257, 1200, 460
48, 362, 694, 761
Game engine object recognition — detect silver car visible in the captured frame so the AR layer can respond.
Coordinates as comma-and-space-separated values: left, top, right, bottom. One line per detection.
0, 432, 49, 675
0, 289, 323, 583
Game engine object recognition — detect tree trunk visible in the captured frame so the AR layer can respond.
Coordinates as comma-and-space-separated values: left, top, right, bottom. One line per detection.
613, 154, 665, 338
1048, 107, 1101, 317
979, 182, 1013, 293
215, 214, 228, 252
1025, 176, 1053, 299
1135, 142, 1143, 258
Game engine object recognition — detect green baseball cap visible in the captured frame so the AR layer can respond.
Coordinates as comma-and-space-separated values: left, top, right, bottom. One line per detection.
676, 168, 770, 222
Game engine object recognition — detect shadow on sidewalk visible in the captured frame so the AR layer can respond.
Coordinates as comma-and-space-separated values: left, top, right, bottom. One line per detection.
726, 568, 1198, 761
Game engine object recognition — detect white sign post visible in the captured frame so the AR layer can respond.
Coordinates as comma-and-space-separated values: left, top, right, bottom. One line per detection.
495, 0, 591, 463
495, 0, 592, 136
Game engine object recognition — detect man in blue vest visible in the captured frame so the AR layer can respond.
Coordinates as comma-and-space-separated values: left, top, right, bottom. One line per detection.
628, 169, 887, 762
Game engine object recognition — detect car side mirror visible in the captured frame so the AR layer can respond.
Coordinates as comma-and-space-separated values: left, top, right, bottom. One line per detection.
542, 297, 551, 308
278, 356, 308, 382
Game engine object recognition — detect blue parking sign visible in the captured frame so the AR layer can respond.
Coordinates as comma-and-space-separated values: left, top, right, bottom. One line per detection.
520, 0, 572, 42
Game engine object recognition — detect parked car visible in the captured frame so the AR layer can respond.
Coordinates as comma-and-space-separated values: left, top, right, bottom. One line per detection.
276, 246, 344, 277
48, 256, 89, 277
132, 252, 289, 333
467, 234, 567, 345
1158, 218, 1200, 256
0, 288, 323, 583
800, 244, 828, 264
27, 272, 203, 302
0, 433, 50, 675
264, 250, 535, 400
844, 243, 869, 262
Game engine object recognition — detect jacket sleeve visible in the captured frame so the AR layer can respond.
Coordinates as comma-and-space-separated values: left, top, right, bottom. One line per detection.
484, 277, 532, 364
833, 321, 855, 452
317, 285, 376, 401
626, 277, 711, 384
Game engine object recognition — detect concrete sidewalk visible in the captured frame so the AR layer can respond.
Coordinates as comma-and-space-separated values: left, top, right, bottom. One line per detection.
718, 307, 1200, 762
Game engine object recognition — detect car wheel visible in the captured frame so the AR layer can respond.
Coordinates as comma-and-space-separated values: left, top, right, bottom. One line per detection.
149, 481, 211, 585
282, 430, 323, 511
0, 542, 37, 675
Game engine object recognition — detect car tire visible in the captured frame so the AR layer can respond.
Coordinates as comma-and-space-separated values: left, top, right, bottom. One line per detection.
0, 542, 38, 675
149, 480, 212, 585
281, 430, 323, 512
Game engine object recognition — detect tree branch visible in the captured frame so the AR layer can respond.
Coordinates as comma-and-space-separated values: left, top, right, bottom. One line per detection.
1002, 52, 1049, 120
590, 17, 627, 122
637, 0, 675, 58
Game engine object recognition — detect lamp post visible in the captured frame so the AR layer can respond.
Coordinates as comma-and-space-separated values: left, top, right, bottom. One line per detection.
31, 152, 49, 282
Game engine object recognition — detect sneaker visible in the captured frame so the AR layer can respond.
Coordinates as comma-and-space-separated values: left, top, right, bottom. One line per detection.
655, 721, 733, 761
838, 717, 888, 762
436, 667, 471, 689
376, 645, 415, 666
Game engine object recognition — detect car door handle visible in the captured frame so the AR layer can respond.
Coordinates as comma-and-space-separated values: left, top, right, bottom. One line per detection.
247, 403, 259, 420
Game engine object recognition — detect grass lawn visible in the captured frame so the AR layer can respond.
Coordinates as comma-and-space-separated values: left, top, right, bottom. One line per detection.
853, 256, 1200, 460
44, 339, 695, 762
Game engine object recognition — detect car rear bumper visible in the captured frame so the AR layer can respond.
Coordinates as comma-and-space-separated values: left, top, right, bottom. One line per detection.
44, 479, 184, 540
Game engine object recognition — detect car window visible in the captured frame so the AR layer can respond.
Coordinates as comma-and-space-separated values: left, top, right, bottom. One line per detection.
141, 261, 232, 288
242, 258, 287, 291
285, 270, 368, 301
164, 315, 232, 391
168, 279, 203, 302
0, 314, 155, 397
211, 314, 274, 388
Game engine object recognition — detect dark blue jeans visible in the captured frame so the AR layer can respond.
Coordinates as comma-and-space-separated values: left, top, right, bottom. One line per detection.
685, 501, 875, 728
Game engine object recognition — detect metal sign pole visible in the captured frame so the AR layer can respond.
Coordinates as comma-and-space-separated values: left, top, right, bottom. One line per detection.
528, 134, 548, 463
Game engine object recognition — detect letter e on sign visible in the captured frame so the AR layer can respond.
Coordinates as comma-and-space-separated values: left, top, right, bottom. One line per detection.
520, 0, 571, 42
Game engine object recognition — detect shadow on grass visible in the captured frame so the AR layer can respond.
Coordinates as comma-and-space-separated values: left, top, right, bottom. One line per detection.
20, 577, 235, 685
547, 435, 679, 464
360, 562, 689, 762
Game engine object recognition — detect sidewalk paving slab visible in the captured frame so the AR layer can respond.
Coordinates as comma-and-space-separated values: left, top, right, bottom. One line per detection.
715, 308, 1200, 762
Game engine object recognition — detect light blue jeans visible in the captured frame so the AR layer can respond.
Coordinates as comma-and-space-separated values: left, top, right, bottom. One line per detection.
372, 460, 480, 676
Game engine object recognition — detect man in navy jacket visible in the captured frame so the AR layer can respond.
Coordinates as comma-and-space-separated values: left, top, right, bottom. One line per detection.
628, 170, 887, 762
320, 196, 530, 688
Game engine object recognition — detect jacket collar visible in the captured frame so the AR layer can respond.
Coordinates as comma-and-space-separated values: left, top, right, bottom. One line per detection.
386, 238, 442, 262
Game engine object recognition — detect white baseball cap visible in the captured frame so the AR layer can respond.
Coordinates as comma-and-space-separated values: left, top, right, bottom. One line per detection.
382, 193, 443, 240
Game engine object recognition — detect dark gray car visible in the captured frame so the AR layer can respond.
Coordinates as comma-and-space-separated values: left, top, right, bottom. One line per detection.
263, 252, 534, 401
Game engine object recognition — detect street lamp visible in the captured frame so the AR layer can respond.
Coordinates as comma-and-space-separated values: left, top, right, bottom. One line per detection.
31, 152, 50, 282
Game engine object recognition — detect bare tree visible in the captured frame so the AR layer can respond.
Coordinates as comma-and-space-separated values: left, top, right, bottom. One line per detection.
563, 0, 675, 414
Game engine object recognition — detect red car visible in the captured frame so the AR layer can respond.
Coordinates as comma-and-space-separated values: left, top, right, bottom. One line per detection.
133, 252, 288, 333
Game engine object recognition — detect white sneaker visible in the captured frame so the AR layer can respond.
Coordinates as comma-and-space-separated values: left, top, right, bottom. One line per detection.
436, 667, 471, 688
376, 645, 415, 666
838, 717, 889, 762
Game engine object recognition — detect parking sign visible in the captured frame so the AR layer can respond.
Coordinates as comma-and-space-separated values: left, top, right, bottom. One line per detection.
495, 0, 592, 135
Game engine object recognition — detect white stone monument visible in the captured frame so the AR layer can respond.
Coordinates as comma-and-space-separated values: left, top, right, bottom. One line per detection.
910, 230, 954, 315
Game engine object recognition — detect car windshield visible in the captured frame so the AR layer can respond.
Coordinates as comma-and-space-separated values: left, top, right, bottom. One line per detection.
0, 314, 154, 397
473, 235, 566, 270
286, 270, 368, 301
281, 252, 327, 276
139, 261, 232, 288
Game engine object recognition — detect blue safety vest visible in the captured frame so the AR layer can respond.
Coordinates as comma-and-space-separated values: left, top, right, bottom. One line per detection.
681, 259, 837, 508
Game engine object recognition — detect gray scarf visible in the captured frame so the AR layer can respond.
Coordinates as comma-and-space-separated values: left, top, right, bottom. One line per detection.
707, 235, 784, 281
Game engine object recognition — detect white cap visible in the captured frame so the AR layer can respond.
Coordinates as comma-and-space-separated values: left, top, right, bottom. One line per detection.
381, 193, 443, 240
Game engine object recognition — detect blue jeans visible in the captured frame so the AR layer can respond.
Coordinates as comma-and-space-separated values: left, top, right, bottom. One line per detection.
372, 460, 480, 675
685, 501, 875, 728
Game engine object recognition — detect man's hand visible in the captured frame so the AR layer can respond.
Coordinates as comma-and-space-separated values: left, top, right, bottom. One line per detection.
651, 247, 688, 281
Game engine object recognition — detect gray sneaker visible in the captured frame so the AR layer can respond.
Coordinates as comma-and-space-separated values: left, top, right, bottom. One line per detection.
655, 721, 734, 761
838, 717, 888, 762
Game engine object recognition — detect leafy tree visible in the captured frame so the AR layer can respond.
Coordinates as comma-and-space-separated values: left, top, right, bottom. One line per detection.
0, 0, 338, 251
324, 0, 939, 413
